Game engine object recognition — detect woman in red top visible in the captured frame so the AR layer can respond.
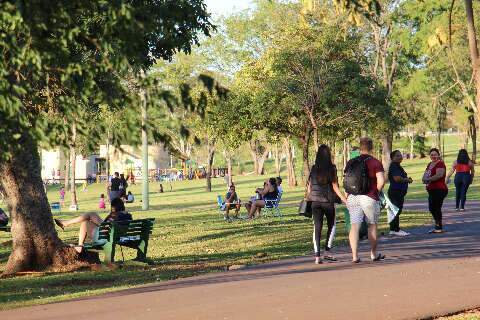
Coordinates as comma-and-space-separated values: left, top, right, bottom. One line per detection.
422, 148, 448, 233
446, 149, 475, 211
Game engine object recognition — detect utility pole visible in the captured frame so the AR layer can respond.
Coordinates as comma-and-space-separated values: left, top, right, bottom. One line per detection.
141, 71, 149, 210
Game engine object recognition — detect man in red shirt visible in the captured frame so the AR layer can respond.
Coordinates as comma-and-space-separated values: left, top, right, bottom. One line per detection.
346, 137, 385, 263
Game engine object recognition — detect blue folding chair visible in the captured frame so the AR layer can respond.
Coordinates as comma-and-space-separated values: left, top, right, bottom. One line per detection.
217, 195, 225, 216
263, 192, 282, 217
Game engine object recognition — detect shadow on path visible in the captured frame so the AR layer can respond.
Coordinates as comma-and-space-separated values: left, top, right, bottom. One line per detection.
69, 199, 480, 303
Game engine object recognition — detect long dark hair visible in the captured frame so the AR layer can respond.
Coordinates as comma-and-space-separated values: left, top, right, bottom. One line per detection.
268, 177, 278, 193
312, 144, 335, 184
457, 149, 470, 164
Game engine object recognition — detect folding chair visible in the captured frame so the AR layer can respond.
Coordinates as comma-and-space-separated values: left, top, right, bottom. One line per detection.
217, 195, 225, 216
263, 192, 282, 217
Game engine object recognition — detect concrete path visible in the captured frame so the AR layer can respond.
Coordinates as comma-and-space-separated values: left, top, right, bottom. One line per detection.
3, 200, 480, 320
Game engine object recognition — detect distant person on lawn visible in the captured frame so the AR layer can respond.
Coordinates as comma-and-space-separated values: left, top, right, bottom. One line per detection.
446, 149, 474, 211
119, 173, 128, 198
54, 198, 132, 253
422, 148, 448, 233
308, 145, 347, 264
388, 150, 413, 236
99, 193, 106, 209
224, 185, 241, 220
125, 191, 135, 203
109, 172, 122, 201
344, 137, 385, 263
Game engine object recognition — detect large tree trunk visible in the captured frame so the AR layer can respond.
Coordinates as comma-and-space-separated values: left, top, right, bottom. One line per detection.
249, 140, 259, 174
342, 139, 348, 170
301, 127, 313, 185
312, 128, 319, 152
226, 153, 232, 187
206, 138, 215, 192
248, 140, 269, 175
105, 130, 110, 179
257, 148, 270, 175
464, 0, 480, 113
70, 123, 78, 208
284, 137, 297, 187
381, 133, 392, 173
0, 136, 78, 275
64, 150, 70, 191
469, 115, 477, 162
273, 143, 281, 177
409, 134, 415, 160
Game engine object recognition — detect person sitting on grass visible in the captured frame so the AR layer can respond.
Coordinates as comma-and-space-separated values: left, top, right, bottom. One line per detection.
247, 178, 278, 219
54, 198, 132, 253
126, 191, 135, 203
224, 185, 241, 221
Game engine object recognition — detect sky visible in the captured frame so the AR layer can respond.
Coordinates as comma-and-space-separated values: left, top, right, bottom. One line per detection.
204, 0, 254, 18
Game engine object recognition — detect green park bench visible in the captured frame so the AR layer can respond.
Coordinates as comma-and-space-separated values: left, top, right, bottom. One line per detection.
0, 225, 10, 232
83, 218, 155, 264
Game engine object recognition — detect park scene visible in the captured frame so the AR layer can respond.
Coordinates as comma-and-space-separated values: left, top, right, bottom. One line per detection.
1, 0, 480, 319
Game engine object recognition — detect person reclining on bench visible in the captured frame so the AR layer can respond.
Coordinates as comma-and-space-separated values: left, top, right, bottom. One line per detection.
54, 198, 132, 253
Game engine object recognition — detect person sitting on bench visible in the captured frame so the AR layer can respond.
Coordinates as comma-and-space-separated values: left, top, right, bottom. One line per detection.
54, 197, 132, 253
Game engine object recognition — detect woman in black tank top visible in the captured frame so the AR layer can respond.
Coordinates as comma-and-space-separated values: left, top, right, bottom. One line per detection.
308, 145, 347, 264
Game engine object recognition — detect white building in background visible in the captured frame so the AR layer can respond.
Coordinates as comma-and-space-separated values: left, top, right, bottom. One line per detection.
40, 149, 100, 182
99, 144, 170, 177
40, 144, 171, 182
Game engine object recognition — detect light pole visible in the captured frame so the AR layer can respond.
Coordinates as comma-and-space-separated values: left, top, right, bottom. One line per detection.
141, 73, 149, 210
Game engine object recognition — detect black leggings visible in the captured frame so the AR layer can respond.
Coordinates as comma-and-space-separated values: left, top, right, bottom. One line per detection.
312, 202, 336, 257
454, 172, 471, 209
388, 189, 406, 232
428, 189, 448, 230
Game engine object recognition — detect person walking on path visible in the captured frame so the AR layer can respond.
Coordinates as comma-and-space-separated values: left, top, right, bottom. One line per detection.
422, 148, 448, 233
308, 145, 347, 264
446, 149, 474, 211
344, 137, 385, 263
388, 150, 413, 236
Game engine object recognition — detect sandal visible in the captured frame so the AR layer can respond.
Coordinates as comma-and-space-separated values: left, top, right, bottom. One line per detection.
372, 253, 385, 261
324, 255, 337, 262
54, 219, 65, 231
352, 258, 361, 264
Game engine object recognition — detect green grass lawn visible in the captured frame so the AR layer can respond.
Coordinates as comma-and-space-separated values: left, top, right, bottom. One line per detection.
0, 133, 474, 310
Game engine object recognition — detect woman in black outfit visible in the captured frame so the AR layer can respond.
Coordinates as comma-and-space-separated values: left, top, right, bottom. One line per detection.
388, 150, 413, 236
308, 145, 347, 264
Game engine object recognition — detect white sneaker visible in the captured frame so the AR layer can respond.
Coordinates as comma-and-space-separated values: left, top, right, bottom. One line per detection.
389, 230, 410, 236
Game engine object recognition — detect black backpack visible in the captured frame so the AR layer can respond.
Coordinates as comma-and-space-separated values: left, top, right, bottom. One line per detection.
343, 156, 370, 195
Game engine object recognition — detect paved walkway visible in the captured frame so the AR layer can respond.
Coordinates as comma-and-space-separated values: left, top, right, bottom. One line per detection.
3, 200, 480, 320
